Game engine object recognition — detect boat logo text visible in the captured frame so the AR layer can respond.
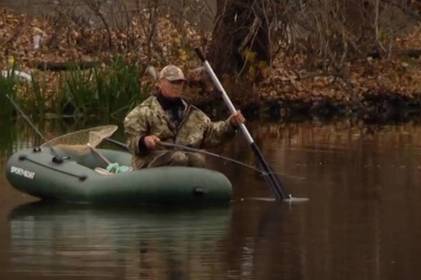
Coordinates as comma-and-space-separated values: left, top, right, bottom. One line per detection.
10, 166, 35, 180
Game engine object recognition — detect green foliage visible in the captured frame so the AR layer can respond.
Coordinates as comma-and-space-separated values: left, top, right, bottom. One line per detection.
0, 121, 17, 159
0, 65, 19, 121
23, 72, 47, 117
0, 58, 148, 122
94, 57, 144, 119
59, 67, 97, 116
58, 58, 147, 120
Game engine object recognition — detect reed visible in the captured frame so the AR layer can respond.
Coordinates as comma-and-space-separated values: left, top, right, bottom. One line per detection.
94, 57, 145, 119
59, 66, 97, 117
1, 58, 148, 121
22, 72, 48, 117
0, 121, 17, 158
58, 58, 147, 119
0, 65, 19, 120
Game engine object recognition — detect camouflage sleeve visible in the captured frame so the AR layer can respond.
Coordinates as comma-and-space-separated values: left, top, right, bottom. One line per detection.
202, 117, 237, 147
124, 105, 150, 155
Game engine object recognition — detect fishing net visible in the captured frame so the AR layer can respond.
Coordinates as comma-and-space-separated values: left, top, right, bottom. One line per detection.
40, 125, 118, 156
42, 125, 118, 148
40, 125, 131, 174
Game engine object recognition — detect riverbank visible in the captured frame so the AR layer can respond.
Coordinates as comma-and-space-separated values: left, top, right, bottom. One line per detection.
1, 8, 420, 122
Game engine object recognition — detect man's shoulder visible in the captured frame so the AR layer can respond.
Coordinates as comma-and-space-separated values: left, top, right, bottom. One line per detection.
140, 95, 159, 107
188, 105, 210, 121
130, 96, 159, 112
124, 96, 158, 121
191, 104, 210, 115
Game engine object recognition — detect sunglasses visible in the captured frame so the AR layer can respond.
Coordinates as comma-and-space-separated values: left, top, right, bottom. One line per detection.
170, 80, 186, 85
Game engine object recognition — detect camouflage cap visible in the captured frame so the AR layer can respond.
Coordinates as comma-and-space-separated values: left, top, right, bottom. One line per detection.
159, 65, 186, 81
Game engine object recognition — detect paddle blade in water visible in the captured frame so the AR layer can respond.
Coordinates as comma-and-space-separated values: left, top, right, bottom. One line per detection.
283, 196, 310, 203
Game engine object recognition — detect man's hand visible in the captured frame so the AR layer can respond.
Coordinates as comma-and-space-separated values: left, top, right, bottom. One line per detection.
144, 135, 161, 150
229, 111, 245, 127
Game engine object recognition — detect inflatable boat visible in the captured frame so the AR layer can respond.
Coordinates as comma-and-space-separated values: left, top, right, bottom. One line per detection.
5, 127, 232, 205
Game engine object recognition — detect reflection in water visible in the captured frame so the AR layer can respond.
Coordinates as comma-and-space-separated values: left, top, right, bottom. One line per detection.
212, 121, 421, 280
3, 119, 421, 279
9, 202, 231, 279
222, 201, 308, 280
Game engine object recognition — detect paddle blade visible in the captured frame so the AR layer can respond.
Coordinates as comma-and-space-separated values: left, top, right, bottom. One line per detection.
283, 196, 310, 203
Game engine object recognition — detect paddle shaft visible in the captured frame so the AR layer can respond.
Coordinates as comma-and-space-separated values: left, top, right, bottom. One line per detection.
200, 63, 253, 143
195, 49, 289, 200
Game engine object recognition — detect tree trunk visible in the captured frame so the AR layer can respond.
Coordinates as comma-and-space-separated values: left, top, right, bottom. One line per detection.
208, 0, 271, 77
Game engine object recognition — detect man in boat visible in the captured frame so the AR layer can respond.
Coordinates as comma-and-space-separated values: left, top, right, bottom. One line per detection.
124, 64, 245, 169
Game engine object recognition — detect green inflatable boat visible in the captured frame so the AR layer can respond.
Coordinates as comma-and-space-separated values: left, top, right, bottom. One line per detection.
5, 126, 232, 205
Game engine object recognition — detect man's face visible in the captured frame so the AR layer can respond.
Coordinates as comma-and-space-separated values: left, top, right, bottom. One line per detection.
158, 79, 185, 99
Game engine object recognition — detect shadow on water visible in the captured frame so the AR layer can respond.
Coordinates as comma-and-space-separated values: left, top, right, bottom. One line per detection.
8, 201, 232, 279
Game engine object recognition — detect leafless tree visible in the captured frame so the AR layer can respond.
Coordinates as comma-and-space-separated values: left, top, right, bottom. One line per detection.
208, 0, 419, 77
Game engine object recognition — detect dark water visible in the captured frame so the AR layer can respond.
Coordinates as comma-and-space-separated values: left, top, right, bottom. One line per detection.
1, 119, 421, 279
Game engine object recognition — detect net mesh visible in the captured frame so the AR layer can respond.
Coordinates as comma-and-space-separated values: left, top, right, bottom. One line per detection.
41, 125, 118, 153
39, 125, 132, 174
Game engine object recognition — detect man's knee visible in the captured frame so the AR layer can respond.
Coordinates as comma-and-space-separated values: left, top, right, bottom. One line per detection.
170, 151, 189, 166
188, 153, 206, 167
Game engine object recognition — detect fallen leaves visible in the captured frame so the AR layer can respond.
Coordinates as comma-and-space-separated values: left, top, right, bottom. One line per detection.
258, 43, 421, 106
0, 7, 420, 110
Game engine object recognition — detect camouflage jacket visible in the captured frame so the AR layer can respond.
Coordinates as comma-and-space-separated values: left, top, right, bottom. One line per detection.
124, 95, 236, 168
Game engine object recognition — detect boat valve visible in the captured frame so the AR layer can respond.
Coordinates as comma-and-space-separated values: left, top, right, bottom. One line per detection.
52, 156, 63, 164
18, 155, 27, 161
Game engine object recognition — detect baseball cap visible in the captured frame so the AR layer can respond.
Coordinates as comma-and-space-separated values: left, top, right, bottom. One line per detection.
159, 65, 186, 81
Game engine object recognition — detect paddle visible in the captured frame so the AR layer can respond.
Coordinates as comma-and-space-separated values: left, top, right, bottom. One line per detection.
194, 49, 303, 202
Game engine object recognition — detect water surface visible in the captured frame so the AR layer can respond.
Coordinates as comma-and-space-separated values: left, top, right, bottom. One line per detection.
1, 119, 421, 279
